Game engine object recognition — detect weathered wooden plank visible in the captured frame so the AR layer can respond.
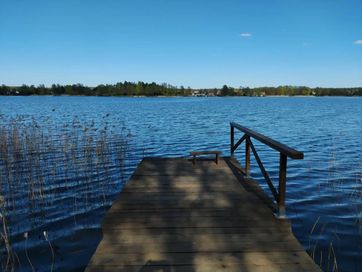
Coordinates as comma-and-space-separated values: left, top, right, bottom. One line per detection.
103, 208, 278, 223
94, 242, 306, 255
88, 251, 318, 267
131, 158, 233, 176
104, 208, 276, 217
94, 234, 305, 253
99, 232, 299, 245
109, 192, 265, 210
117, 191, 252, 199
104, 226, 293, 236
109, 194, 262, 208
122, 180, 242, 193
108, 200, 265, 211
85, 157, 320, 272
102, 220, 282, 230
127, 174, 241, 184
122, 184, 240, 193
104, 209, 275, 218
86, 262, 320, 272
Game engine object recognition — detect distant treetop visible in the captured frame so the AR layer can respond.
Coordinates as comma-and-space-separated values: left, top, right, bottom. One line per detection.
0, 82, 361, 97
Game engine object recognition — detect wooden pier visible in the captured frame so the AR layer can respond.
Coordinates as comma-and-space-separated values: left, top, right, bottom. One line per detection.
86, 123, 321, 272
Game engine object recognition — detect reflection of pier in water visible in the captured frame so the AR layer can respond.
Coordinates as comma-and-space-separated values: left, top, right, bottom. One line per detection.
86, 123, 321, 272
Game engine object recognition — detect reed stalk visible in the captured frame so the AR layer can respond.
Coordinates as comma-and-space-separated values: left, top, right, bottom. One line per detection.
0, 115, 131, 270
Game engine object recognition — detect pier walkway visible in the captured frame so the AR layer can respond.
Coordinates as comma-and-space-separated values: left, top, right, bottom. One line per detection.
86, 156, 321, 272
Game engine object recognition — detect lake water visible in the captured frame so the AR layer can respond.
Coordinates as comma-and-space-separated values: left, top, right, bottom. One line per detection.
0, 96, 361, 271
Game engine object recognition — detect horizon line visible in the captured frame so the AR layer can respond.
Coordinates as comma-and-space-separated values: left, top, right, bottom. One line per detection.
1, 82, 362, 90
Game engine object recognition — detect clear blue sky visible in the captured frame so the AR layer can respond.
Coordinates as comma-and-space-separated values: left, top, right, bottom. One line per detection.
0, 0, 361, 88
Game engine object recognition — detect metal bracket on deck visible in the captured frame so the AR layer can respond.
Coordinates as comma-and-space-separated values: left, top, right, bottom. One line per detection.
275, 206, 287, 219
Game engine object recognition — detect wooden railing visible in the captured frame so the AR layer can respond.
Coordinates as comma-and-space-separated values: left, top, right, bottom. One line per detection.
230, 122, 304, 218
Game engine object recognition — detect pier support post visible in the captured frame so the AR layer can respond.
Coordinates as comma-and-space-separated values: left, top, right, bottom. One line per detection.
278, 153, 287, 218
245, 137, 250, 176
230, 125, 234, 158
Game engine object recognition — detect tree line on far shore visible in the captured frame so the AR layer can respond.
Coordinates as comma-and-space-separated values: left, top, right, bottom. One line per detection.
1, 82, 361, 97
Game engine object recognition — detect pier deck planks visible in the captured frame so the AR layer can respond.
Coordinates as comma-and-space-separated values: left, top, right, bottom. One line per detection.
86, 157, 321, 272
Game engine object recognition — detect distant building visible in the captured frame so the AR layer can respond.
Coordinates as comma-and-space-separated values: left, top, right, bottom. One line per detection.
191, 90, 206, 97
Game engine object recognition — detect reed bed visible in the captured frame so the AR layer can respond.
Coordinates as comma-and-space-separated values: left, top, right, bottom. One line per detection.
0, 115, 131, 271
306, 151, 362, 272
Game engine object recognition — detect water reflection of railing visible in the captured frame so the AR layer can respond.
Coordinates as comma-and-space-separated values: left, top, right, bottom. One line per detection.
230, 122, 304, 218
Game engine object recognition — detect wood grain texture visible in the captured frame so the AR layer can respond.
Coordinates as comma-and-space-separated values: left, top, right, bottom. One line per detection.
85, 157, 320, 272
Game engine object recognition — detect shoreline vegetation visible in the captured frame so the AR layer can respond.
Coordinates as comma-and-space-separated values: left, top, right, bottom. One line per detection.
0, 115, 130, 271
1, 82, 362, 97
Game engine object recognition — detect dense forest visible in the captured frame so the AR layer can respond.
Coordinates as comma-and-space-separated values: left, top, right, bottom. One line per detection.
1, 82, 361, 96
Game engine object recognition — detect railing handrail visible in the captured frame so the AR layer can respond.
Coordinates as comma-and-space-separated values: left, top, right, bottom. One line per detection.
230, 122, 304, 160
230, 122, 304, 218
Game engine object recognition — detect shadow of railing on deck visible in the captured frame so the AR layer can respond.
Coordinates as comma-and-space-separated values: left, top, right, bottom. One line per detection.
86, 155, 319, 272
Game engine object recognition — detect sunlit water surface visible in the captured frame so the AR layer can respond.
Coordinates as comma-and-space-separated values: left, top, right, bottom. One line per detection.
0, 96, 361, 271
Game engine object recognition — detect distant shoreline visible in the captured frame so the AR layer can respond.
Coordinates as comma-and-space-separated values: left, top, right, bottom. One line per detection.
1, 82, 361, 97
1, 94, 361, 98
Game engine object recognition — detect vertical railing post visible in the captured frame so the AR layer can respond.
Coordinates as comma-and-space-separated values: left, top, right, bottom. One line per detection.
278, 153, 287, 218
230, 125, 234, 158
245, 137, 250, 176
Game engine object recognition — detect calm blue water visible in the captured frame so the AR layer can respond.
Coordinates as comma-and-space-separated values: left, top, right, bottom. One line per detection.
0, 96, 361, 271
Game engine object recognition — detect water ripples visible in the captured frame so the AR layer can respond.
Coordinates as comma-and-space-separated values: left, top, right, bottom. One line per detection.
0, 96, 361, 271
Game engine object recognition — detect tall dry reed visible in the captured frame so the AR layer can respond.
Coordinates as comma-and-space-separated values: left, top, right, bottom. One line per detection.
0, 115, 131, 271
